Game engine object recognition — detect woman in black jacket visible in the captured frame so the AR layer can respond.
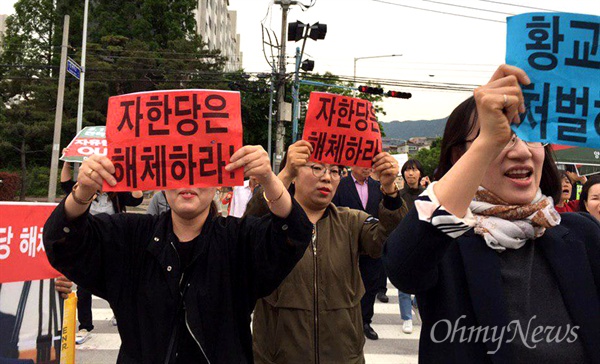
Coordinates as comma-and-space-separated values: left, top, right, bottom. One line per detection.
60, 159, 144, 343
384, 65, 600, 363
44, 145, 312, 363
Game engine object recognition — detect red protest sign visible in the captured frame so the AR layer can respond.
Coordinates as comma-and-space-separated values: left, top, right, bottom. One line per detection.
0, 202, 62, 283
302, 92, 382, 168
103, 90, 244, 191
61, 126, 107, 163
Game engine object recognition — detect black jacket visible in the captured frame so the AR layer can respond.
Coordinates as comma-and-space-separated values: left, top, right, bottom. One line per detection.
43, 198, 312, 363
384, 210, 600, 364
332, 176, 381, 217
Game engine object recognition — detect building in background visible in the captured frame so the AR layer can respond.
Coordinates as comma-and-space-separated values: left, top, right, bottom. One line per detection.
384, 137, 435, 155
0, 14, 7, 47
196, 0, 242, 72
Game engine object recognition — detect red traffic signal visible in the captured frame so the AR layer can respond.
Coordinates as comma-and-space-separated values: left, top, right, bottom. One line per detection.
357, 85, 384, 95
386, 90, 412, 99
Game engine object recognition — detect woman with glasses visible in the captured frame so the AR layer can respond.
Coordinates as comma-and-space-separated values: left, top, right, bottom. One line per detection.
249, 140, 408, 364
384, 65, 600, 363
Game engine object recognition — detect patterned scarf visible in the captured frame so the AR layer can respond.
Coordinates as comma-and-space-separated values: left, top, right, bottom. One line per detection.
469, 187, 561, 252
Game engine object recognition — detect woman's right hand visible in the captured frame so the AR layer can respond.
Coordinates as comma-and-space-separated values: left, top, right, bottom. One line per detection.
472, 64, 530, 151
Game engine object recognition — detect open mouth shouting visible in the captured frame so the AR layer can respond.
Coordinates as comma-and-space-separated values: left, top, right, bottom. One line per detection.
504, 166, 534, 186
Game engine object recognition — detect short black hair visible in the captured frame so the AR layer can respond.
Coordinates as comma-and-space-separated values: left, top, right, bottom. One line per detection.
401, 159, 424, 181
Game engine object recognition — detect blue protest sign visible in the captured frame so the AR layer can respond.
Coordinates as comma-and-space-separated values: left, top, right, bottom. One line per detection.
506, 12, 600, 148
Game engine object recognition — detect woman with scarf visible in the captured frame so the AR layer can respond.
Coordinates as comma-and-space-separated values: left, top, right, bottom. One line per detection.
383, 65, 600, 363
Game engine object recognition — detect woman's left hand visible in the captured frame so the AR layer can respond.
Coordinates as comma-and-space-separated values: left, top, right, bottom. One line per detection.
225, 145, 276, 187
372, 152, 399, 194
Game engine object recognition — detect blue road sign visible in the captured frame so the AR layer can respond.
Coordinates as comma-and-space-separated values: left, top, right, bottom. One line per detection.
67, 58, 81, 79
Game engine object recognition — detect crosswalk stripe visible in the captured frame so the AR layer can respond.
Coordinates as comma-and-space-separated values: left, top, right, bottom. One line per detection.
370, 324, 420, 340
90, 308, 115, 321
364, 354, 418, 364
374, 302, 402, 315
76, 333, 121, 351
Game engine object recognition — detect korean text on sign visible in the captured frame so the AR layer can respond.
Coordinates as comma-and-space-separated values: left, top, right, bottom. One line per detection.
506, 12, 600, 148
302, 92, 382, 168
62, 126, 107, 163
104, 89, 243, 191
0, 202, 61, 283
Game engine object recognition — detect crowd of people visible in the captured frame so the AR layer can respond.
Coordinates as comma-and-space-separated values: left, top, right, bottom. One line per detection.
44, 64, 600, 363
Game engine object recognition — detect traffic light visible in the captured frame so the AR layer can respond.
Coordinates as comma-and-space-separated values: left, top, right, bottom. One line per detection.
301, 59, 315, 72
288, 21, 306, 42
309, 22, 327, 40
357, 85, 384, 95
386, 90, 412, 99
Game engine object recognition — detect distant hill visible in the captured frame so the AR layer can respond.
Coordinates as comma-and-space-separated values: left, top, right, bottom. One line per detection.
382, 118, 447, 140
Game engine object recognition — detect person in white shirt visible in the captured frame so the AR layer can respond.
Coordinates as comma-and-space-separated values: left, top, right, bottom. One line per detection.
229, 177, 258, 217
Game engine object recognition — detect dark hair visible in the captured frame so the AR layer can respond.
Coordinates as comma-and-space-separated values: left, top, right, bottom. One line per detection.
564, 164, 577, 173
434, 97, 479, 181
435, 96, 561, 202
401, 159, 425, 181
579, 175, 600, 213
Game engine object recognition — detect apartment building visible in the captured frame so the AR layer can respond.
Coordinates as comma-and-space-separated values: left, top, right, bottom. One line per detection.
196, 0, 242, 72
0, 14, 7, 45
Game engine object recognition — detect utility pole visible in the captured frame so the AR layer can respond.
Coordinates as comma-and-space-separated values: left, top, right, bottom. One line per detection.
48, 15, 69, 202
273, 0, 296, 174
74, 0, 90, 180
267, 60, 276, 160
291, 47, 301, 142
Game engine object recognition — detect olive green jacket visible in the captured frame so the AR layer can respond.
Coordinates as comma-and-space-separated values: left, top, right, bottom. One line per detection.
251, 198, 407, 364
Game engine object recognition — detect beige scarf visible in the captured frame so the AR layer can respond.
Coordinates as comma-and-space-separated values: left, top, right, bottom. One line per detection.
470, 187, 561, 252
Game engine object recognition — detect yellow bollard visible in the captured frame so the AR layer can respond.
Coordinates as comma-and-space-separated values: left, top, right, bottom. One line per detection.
60, 292, 77, 364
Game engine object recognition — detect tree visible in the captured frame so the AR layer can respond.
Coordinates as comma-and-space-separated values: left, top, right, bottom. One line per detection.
0, 0, 61, 199
414, 137, 442, 179
0, 0, 228, 198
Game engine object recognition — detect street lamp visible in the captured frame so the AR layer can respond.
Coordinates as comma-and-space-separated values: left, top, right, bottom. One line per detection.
353, 54, 402, 82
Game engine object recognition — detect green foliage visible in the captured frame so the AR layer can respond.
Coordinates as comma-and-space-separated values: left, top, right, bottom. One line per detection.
0, 0, 227, 197
25, 165, 63, 197
414, 137, 442, 178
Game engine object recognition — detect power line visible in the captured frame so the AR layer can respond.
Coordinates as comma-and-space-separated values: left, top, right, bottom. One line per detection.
477, 0, 560, 12
422, 0, 515, 16
372, 0, 506, 23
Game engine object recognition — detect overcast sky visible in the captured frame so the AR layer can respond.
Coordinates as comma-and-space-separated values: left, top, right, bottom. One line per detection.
2, 0, 598, 122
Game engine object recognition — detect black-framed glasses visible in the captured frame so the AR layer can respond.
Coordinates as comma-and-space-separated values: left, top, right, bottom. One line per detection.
465, 131, 548, 150
304, 164, 341, 180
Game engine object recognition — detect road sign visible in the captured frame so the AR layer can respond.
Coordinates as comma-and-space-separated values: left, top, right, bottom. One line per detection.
66, 57, 81, 79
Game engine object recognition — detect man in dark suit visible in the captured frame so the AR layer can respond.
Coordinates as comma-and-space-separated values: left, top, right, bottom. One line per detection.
332, 166, 389, 340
